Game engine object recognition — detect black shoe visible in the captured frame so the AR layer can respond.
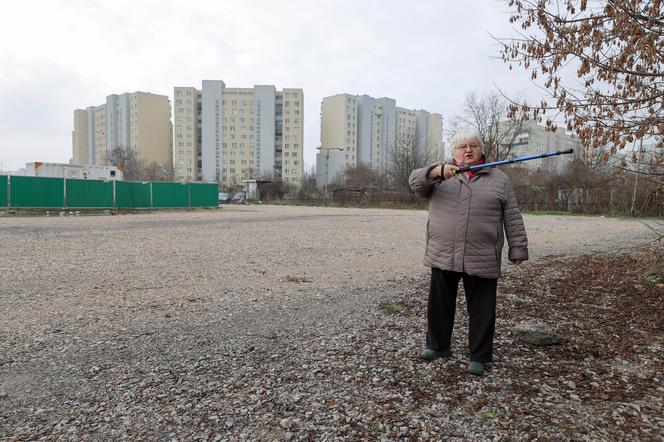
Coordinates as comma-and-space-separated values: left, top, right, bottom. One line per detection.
419, 348, 452, 361
466, 361, 485, 376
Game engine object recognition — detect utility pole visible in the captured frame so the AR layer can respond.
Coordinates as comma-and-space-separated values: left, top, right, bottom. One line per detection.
317, 146, 344, 202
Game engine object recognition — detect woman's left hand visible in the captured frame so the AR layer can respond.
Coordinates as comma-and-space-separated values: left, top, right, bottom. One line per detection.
510, 259, 524, 265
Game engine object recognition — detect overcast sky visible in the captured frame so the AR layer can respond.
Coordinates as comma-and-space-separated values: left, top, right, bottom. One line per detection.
0, 0, 542, 172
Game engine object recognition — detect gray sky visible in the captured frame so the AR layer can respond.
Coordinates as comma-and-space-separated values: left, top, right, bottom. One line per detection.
0, 0, 542, 172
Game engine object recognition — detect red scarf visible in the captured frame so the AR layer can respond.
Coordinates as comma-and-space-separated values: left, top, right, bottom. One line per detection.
455, 156, 485, 180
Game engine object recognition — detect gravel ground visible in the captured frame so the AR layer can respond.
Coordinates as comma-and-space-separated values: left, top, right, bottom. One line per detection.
0, 205, 659, 440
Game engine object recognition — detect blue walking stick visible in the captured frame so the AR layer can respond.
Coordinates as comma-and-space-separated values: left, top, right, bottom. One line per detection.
452, 148, 574, 175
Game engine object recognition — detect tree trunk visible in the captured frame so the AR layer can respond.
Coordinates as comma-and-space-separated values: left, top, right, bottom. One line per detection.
630, 172, 639, 216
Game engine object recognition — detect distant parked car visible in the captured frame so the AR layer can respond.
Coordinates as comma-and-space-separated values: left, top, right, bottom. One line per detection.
218, 192, 229, 204
231, 193, 246, 203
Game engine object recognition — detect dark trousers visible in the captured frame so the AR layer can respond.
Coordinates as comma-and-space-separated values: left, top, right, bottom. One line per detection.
426, 268, 497, 363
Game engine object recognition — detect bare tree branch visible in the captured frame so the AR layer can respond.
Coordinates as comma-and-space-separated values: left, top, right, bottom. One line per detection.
388, 130, 432, 192
447, 90, 529, 161
498, 0, 664, 153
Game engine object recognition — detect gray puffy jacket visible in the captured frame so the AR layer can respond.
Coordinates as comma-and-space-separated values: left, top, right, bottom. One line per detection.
409, 164, 529, 278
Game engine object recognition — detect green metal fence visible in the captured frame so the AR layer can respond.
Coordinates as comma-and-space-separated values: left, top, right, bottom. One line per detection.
11, 176, 64, 208
190, 183, 219, 208
152, 182, 190, 208
66, 179, 114, 208
1, 176, 218, 209
0, 176, 7, 207
116, 181, 152, 209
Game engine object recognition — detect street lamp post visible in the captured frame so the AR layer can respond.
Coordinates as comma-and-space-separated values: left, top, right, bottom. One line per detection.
317, 146, 344, 202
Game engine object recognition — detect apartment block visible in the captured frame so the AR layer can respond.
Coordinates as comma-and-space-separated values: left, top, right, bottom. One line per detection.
72, 92, 172, 170
172, 87, 201, 181
94, 104, 107, 165
499, 121, 581, 173
72, 109, 90, 165
318, 93, 443, 187
174, 81, 304, 187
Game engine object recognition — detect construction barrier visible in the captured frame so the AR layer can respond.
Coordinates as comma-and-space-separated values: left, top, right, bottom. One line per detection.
152, 182, 189, 208
0, 176, 7, 207
66, 178, 114, 208
189, 183, 219, 208
116, 181, 152, 209
1, 176, 218, 209
10, 176, 64, 208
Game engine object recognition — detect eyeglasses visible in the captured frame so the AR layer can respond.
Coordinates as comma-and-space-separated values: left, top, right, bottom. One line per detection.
454, 143, 481, 151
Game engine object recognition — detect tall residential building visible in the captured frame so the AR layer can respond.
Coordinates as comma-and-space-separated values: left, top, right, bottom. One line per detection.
318, 93, 443, 187
72, 92, 173, 170
173, 81, 304, 186
498, 121, 581, 173
72, 109, 90, 165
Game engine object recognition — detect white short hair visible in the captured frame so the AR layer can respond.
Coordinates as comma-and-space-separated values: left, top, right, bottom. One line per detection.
451, 127, 484, 153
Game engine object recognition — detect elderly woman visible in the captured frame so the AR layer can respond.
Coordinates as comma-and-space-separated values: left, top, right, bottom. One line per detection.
408, 127, 529, 376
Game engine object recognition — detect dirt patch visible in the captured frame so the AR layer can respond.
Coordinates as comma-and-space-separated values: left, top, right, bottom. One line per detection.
375, 252, 664, 439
